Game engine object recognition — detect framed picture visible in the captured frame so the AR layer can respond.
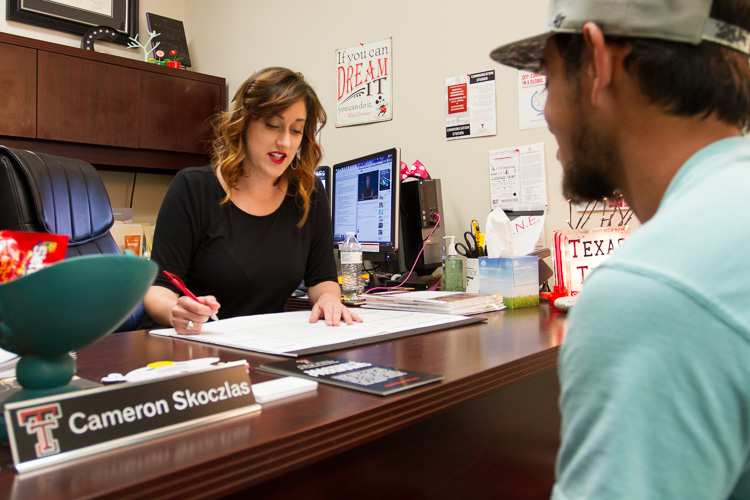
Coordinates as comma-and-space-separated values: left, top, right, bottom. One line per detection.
6, 0, 139, 46
145, 12, 191, 67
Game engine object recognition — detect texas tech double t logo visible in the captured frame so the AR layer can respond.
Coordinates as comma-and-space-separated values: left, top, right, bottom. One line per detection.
17, 404, 62, 458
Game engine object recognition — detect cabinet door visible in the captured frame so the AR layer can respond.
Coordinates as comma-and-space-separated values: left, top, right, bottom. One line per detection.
139, 72, 221, 154
0, 43, 36, 138
37, 51, 139, 148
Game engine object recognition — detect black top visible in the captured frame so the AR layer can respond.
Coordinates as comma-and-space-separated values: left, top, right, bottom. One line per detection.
141, 166, 337, 327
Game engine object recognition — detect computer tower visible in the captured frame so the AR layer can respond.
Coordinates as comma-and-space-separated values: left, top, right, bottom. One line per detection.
399, 178, 445, 274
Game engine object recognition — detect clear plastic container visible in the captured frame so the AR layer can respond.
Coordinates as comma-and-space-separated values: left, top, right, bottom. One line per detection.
340, 231, 363, 300
442, 235, 464, 292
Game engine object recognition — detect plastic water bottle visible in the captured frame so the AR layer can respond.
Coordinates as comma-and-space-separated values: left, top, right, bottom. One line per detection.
340, 231, 363, 300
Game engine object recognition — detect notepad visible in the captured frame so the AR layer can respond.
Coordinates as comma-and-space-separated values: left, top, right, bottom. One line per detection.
251, 377, 318, 403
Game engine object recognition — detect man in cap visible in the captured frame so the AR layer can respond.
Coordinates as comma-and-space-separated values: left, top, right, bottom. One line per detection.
492, 0, 750, 497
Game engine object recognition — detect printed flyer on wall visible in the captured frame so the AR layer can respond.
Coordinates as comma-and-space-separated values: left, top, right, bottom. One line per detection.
518, 70, 548, 130
336, 38, 392, 127
445, 70, 496, 140
489, 142, 547, 211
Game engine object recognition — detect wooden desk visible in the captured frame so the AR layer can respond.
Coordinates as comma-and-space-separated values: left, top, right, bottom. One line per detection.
0, 306, 567, 499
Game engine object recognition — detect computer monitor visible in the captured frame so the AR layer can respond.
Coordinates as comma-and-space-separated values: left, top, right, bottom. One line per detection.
314, 166, 330, 196
331, 148, 401, 264
314, 166, 331, 209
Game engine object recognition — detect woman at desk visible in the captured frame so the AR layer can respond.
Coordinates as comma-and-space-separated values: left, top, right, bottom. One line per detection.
142, 67, 361, 334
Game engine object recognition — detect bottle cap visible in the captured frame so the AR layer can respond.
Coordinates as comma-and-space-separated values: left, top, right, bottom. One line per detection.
346, 231, 355, 236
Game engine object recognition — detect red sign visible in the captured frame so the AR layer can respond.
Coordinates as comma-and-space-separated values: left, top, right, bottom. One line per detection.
447, 83, 467, 114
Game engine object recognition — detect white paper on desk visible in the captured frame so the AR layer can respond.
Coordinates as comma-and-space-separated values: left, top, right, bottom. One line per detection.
251, 377, 317, 404
149, 309, 478, 357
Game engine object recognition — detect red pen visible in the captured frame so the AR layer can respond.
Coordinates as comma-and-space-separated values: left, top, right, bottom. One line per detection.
162, 271, 219, 321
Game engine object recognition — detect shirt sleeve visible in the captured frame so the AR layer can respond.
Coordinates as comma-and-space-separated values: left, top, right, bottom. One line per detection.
553, 267, 750, 500
149, 169, 205, 294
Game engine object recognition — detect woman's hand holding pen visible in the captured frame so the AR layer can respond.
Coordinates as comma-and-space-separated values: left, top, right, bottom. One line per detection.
160, 271, 220, 334
171, 294, 221, 335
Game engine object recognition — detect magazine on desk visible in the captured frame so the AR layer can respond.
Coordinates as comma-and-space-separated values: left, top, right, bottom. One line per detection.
258, 355, 443, 396
149, 308, 485, 358
363, 290, 505, 314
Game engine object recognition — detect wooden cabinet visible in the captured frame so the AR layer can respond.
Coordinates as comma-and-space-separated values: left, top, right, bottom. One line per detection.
37, 52, 140, 148
0, 32, 226, 171
139, 72, 220, 154
0, 42, 36, 139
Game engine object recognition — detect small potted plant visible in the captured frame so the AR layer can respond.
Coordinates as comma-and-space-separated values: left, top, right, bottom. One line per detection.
165, 50, 184, 69
149, 49, 167, 65
149, 49, 184, 68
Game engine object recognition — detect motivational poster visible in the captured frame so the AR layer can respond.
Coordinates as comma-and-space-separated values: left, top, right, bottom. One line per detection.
336, 38, 393, 127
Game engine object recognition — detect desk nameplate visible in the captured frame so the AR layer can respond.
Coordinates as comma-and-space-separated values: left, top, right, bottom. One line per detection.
4, 362, 260, 473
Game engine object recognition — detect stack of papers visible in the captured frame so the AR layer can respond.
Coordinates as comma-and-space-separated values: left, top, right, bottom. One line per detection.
150, 309, 484, 357
0, 348, 19, 380
363, 290, 505, 315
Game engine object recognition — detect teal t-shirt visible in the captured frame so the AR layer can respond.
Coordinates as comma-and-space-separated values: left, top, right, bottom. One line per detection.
553, 137, 750, 499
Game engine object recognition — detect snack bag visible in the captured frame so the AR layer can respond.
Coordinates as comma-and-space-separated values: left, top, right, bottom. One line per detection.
0, 231, 69, 283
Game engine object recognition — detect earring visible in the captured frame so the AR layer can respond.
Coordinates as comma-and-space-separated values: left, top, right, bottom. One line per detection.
291, 149, 301, 170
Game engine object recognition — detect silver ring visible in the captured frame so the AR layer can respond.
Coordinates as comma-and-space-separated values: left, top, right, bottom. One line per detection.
186, 320, 194, 331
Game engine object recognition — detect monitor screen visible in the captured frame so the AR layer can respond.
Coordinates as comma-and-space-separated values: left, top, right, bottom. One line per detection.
314, 166, 330, 193
314, 165, 331, 203
331, 148, 401, 255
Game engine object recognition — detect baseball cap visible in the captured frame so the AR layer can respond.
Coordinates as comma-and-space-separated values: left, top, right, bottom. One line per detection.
490, 0, 750, 72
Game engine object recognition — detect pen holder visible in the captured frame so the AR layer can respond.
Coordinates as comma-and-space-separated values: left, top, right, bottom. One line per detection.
465, 258, 480, 293
0, 254, 157, 437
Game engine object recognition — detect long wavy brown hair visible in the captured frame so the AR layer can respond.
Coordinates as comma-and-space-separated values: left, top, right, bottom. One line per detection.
211, 67, 327, 227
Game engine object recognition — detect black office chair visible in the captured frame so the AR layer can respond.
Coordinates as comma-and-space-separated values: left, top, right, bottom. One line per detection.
0, 145, 147, 332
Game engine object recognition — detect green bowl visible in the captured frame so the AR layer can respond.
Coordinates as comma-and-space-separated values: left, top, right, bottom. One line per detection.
0, 254, 157, 357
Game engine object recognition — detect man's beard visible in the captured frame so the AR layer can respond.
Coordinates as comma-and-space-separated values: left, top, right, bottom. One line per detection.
561, 106, 620, 203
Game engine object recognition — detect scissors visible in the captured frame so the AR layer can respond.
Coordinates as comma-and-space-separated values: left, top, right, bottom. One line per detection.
456, 231, 479, 258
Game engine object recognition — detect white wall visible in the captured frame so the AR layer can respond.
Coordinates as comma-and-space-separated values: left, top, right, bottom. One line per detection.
182, 0, 632, 258
2, 0, 639, 272
184, 0, 564, 244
